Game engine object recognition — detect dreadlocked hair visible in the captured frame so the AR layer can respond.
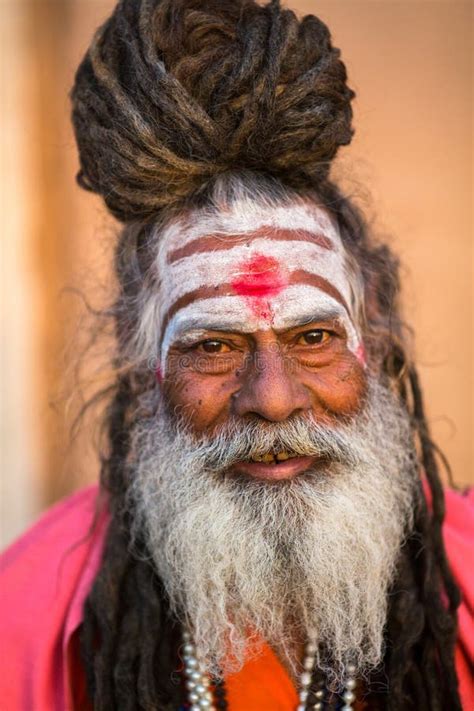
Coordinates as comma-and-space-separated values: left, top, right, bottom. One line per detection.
70, 0, 462, 709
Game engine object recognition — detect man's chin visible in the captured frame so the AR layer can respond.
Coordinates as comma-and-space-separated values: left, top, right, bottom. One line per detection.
231, 455, 318, 481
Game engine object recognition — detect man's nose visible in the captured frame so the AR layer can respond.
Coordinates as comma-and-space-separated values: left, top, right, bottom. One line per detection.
232, 346, 312, 422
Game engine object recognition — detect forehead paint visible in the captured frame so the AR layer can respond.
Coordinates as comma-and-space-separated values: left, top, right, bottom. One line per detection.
148, 203, 364, 373
231, 254, 287, 299
158, 237, 353, 324
158, 201, 340, 254
167, 227, 334, 263
162, 271, 350, 332
231, 254, 288, 322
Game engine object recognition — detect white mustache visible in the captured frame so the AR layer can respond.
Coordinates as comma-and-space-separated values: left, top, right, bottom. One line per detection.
169, 413, 362, 472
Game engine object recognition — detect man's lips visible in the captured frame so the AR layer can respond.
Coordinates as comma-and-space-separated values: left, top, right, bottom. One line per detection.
231, 455, 317, 481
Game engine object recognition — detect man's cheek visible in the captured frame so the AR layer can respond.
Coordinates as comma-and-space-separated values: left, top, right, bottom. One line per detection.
308, 355, 367, 417
163, 371, 232, 429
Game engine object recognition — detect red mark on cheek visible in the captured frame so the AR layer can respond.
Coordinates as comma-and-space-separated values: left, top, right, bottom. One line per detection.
355, 343, 366, 366
231, 254, 287, 322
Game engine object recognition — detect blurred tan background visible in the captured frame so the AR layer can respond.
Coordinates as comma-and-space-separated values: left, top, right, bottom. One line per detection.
1, 0, 472, 547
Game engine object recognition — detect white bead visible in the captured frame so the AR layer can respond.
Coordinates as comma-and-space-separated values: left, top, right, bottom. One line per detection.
312, 703, 323, 711
299, 689, 309, 702
341, 706, 353, 711
305, 642, 317, 654
198, 699, 211, 708
195, 684, 206, 696
345, 663, 357, 674
345, 677, 356, 690
186, 680, 196, 690
183, 643, 195, 655
189, 691, 199, 703
190, 670, 202, 682
314, 688, 324, 700
186, 657, 199, 669
343, 690, 355, 704
299, 671, 312, 687
183, 630, 191, 641
190, 706, 201, 711
296, 705, 306, 711
303, 655, 315, 670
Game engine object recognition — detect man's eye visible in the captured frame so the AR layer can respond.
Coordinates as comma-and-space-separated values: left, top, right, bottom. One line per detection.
298, 329, 330, 346
199, 340, 230, 354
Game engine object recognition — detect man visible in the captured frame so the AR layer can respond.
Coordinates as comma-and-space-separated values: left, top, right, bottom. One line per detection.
1, 1, 472, 709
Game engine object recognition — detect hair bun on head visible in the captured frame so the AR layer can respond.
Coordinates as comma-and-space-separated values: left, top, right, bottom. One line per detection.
71, 0, 355, 223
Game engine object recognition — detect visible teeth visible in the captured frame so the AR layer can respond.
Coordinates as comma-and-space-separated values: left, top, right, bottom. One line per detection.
250, 451, 298, 463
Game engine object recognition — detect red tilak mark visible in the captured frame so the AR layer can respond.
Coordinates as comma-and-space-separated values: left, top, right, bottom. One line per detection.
155, 364, 163, 383
231, 254, 287, 322
231, 254, 287, 298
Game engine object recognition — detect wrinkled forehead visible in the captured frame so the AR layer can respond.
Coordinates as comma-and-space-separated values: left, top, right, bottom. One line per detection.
147, 200, 361, 366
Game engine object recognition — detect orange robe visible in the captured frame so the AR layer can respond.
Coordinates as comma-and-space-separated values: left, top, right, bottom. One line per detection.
225, 643, 299, 710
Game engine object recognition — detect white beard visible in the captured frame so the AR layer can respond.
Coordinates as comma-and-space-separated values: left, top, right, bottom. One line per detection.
126, 378, 418, 683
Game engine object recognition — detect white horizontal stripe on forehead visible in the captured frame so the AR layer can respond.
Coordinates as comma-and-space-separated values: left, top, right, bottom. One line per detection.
158, 238, 353, 317
156, 201, 343, 255
160, 285, 361, 371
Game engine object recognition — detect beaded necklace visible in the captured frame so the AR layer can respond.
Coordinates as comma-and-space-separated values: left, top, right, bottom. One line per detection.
181, 630, 357, 711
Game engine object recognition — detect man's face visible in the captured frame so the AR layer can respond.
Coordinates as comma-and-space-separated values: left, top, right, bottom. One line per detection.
159, 199, 366, 480
129, 200, 416, 676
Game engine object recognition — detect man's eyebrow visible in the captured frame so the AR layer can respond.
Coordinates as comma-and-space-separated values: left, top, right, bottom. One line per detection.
171, 310, 344, 343
171, 322, 250, 343
274, 308, 344, 331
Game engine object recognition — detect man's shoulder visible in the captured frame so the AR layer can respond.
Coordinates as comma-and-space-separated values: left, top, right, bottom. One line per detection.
442, 486, 474, 704
442, 486, 473, 608
1, 484, 106, 576
444, 485, 474, 531
0, 485, 109, 663
443, 486, 474, 587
